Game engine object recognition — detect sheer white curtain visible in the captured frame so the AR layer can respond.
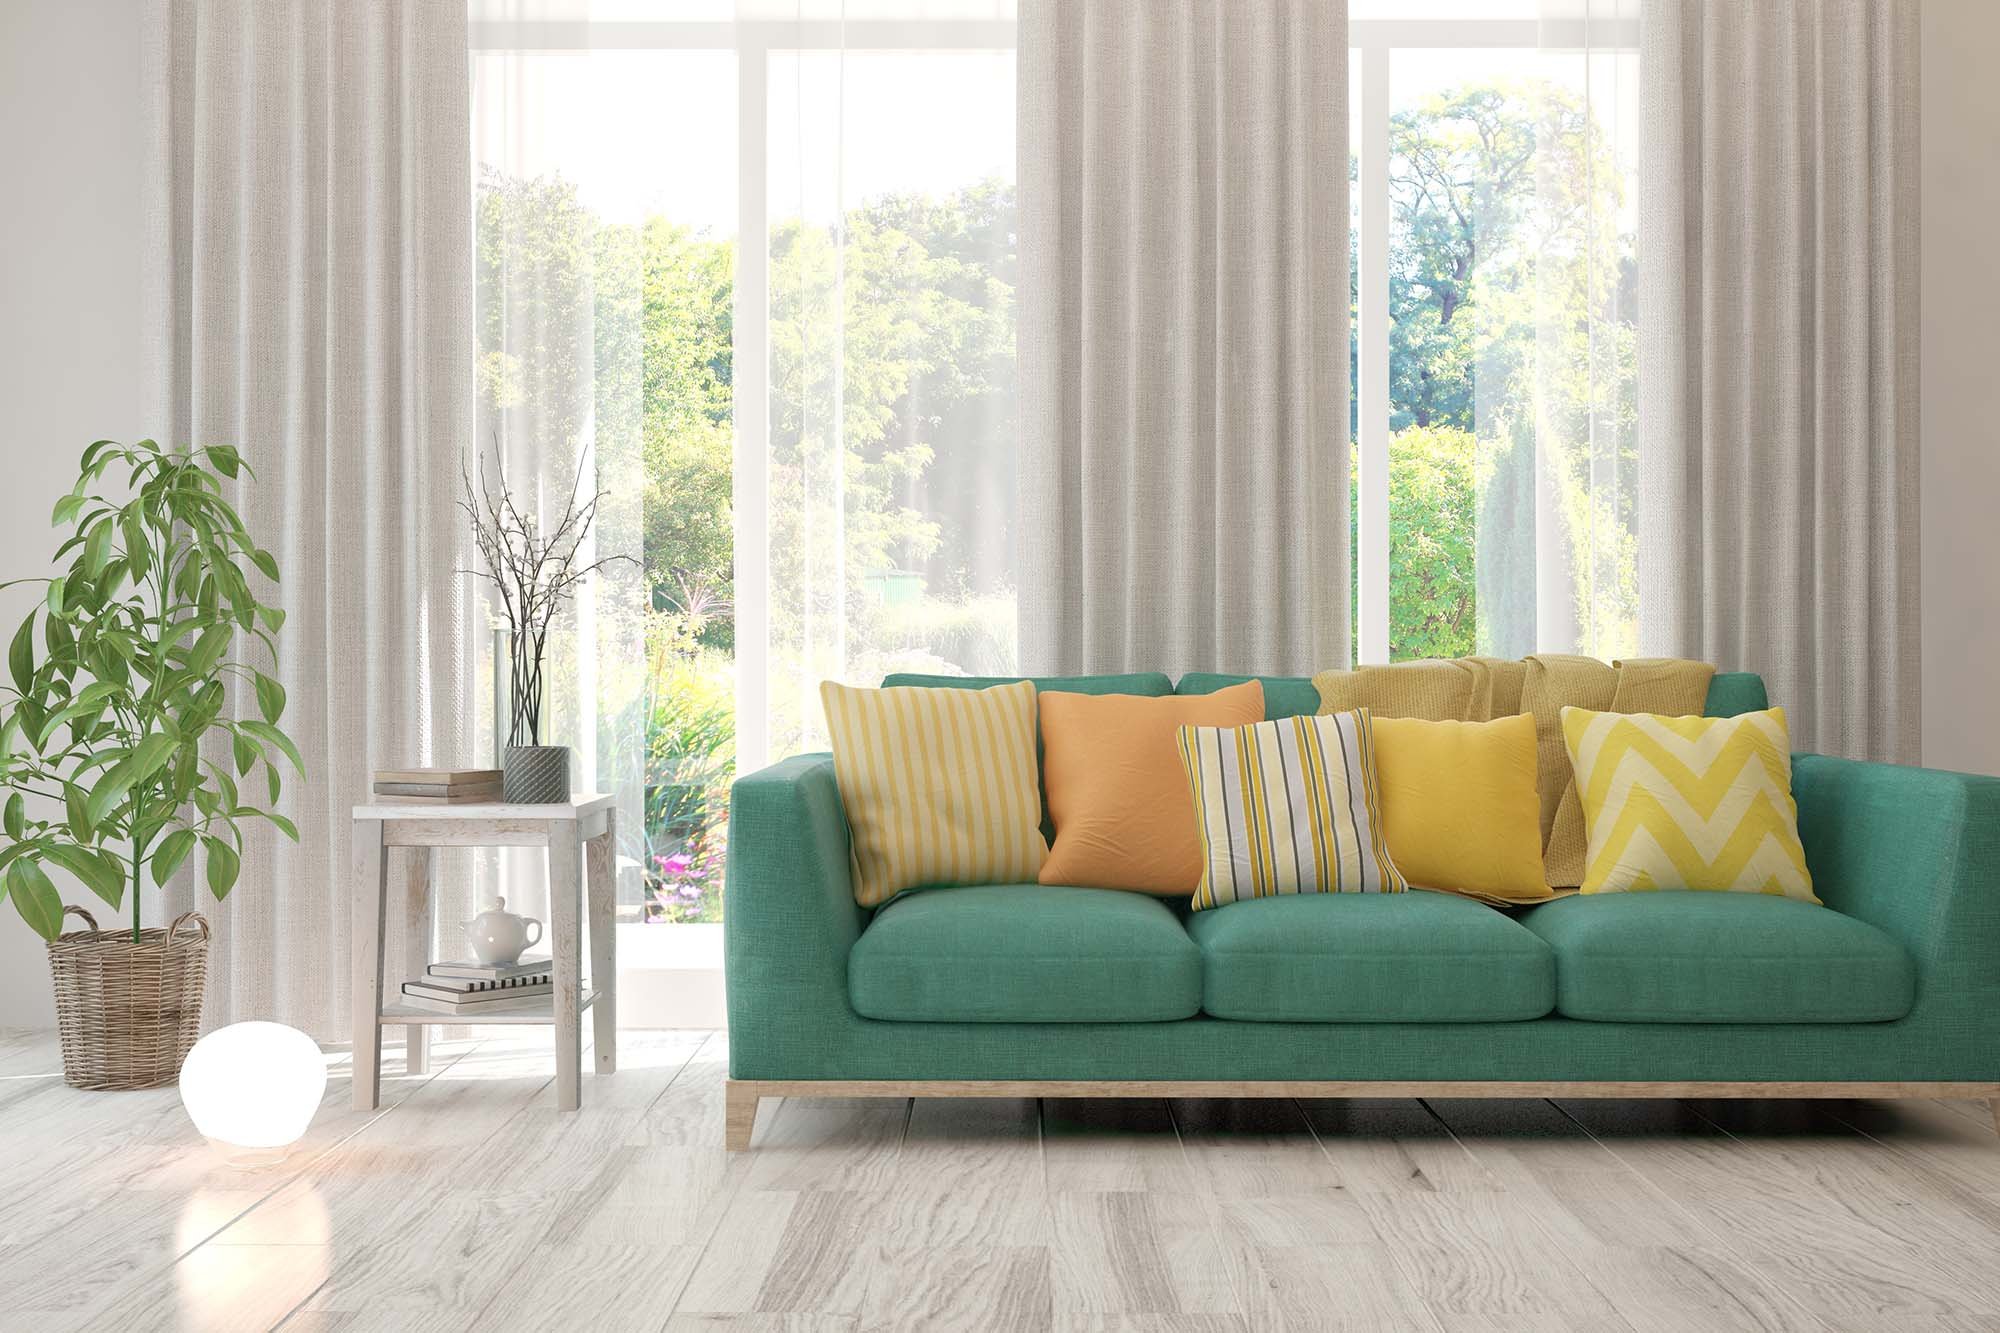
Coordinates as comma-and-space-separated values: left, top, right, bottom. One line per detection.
471, 1, 1017, 927
144, 0, 474, 1038
1447, 0, 1642, 661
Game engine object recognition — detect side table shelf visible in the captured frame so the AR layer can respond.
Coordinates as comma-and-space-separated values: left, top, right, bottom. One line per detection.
350, 795, 619, 1112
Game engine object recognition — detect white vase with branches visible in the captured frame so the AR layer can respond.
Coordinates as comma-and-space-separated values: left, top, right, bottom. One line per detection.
461, 453, 629, 803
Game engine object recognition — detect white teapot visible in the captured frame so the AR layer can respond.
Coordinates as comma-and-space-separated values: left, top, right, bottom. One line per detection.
460, 896, 543, 966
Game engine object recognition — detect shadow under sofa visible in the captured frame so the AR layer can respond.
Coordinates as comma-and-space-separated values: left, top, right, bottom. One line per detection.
720, 671, 2000, 1150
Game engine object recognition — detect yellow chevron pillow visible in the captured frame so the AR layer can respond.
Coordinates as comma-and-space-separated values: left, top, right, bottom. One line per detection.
1560, 706, 1816, 902
821, 679, 1047, 907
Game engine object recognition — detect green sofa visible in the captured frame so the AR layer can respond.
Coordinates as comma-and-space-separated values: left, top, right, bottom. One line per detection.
721, 670, 2000, 1149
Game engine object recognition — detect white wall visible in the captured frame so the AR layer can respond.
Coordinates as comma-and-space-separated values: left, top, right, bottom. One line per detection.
0, 0, 145, 1027
1920, 0, 2000, 777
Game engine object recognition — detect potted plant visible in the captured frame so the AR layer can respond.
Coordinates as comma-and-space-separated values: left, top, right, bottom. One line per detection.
0, 439, 300, 1089
461, 453, 627, 803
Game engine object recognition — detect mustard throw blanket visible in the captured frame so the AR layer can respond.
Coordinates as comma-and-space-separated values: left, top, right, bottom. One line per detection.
1314, 656, 1714, 891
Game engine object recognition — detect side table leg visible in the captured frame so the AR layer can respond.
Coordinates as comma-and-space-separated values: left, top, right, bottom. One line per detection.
587, 814, 617, 1075
350, 819, 389, 1111
404, 846, 435, 1075
549, 820, 583, 1112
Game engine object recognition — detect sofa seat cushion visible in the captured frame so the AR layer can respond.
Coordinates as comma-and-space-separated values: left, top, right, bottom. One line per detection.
1184, 890, 1555, 1022
848, 884, 1202, 1023
1518, 892, 1915, 1023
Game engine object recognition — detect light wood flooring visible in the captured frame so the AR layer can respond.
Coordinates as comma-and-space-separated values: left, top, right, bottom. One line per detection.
3, 1027, 1999, 1331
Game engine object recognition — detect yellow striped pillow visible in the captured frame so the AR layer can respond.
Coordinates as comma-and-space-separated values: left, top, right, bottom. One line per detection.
820, 679, 1047, 908
1176, 709, 1407, 910
1561, 705, 1816, 901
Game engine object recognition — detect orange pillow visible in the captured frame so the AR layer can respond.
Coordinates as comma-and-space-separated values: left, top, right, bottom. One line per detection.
1038, 682, 1265, 895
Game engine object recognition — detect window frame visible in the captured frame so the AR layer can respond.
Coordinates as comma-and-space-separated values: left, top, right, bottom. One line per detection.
468, 14, 1639, 773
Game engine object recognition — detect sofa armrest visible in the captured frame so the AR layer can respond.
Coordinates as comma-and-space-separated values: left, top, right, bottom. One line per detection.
723, 753, 863, 1048
1793, 753, 2000, 1010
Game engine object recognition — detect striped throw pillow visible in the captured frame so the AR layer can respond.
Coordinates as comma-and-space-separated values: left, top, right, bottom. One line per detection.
1176, 709, 1407, 910
820, 679, 1048, 907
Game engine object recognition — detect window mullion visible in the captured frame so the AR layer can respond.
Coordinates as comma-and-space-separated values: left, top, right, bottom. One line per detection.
734, 41, 771, 778
1357, 43, 1392, 666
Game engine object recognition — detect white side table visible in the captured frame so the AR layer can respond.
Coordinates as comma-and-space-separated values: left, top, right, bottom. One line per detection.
350, 794, 617, 1112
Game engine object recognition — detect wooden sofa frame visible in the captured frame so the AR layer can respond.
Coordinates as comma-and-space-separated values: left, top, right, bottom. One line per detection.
723, 1078, 2000, 1150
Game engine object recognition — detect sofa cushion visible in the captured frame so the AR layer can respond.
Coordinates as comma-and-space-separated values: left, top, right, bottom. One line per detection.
848, 884, 1201, 1023
1518, 892, 1915, 1023
1184, 890, 1555, 1022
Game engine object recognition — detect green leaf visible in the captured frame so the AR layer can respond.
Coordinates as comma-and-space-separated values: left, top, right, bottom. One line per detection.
266, 763, 282, 806
42, 844, 123, 908
85, 732, 177, 824
83, 522, 115, 577
3, 793, 23, 840
233, 731, 258, 776
50, 493, 86, 526
202, 836, 240, 900
256, 605, 286, 633
249, 548, 280, 582
123, 510, 149, 578
254, 673, 286, 723
203, 445, 242, 478
63, 784, 92, 840
10, 612, 36, 695
8, 861, 63, 940
264, 810, 300, 842
239, 719, 304, 774
188, 623, 231, 675
151, 828, 197, 887
78, 439, 116, 475
44, 576, 64, 618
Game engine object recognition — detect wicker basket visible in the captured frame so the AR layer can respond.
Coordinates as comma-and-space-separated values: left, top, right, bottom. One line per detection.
47, 905, 210, 1090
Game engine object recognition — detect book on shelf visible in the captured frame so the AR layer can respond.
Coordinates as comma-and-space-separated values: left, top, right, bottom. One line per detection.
370, 768, 504, 805
373, 767, 503, 788
395, 987, 552, 1016
371, 786, 503, 805
427, 958, 551, 981
404, 972, 552, 998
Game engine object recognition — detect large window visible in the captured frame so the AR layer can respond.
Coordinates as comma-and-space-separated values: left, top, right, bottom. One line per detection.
472, 5, 1635, 926
1352, 8, 1641, 664
473, 11, 1015, 925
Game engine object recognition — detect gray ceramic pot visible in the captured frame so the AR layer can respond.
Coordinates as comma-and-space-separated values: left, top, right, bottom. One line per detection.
503, 745, 571, 804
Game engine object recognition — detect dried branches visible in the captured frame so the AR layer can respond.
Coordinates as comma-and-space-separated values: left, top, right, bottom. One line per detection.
459, 449, 633, 747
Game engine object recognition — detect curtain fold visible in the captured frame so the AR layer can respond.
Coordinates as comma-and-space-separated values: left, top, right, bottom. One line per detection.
143, 0, 474, 1039
1638, 0, 1919, 760
1017, 0, 1349, 679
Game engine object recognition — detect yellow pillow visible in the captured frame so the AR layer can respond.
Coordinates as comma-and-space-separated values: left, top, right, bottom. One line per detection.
820, 679, 1047, 907
1370, 714, 1552, 904
1561, 705, 1815, 901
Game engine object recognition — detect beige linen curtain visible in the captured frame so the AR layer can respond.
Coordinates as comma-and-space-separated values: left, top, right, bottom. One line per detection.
1638, 0, 1920, 760
1017, 0, 1349, 678
143, 0, 474, 1038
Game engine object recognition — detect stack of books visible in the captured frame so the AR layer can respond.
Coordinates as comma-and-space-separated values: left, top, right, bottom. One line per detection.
399, 958, 552, 1015
373, 768, 503, 804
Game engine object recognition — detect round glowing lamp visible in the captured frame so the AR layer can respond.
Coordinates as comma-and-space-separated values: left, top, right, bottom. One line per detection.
178, 1021, 328, 1164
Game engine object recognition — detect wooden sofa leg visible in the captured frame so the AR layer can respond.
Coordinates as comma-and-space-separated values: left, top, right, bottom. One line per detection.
1990, 1098, 2000, 1141
725, 1080, 761, 1152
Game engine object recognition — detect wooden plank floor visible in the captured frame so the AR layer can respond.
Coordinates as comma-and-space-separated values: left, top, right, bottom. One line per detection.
2, 1027, 1998, 1331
